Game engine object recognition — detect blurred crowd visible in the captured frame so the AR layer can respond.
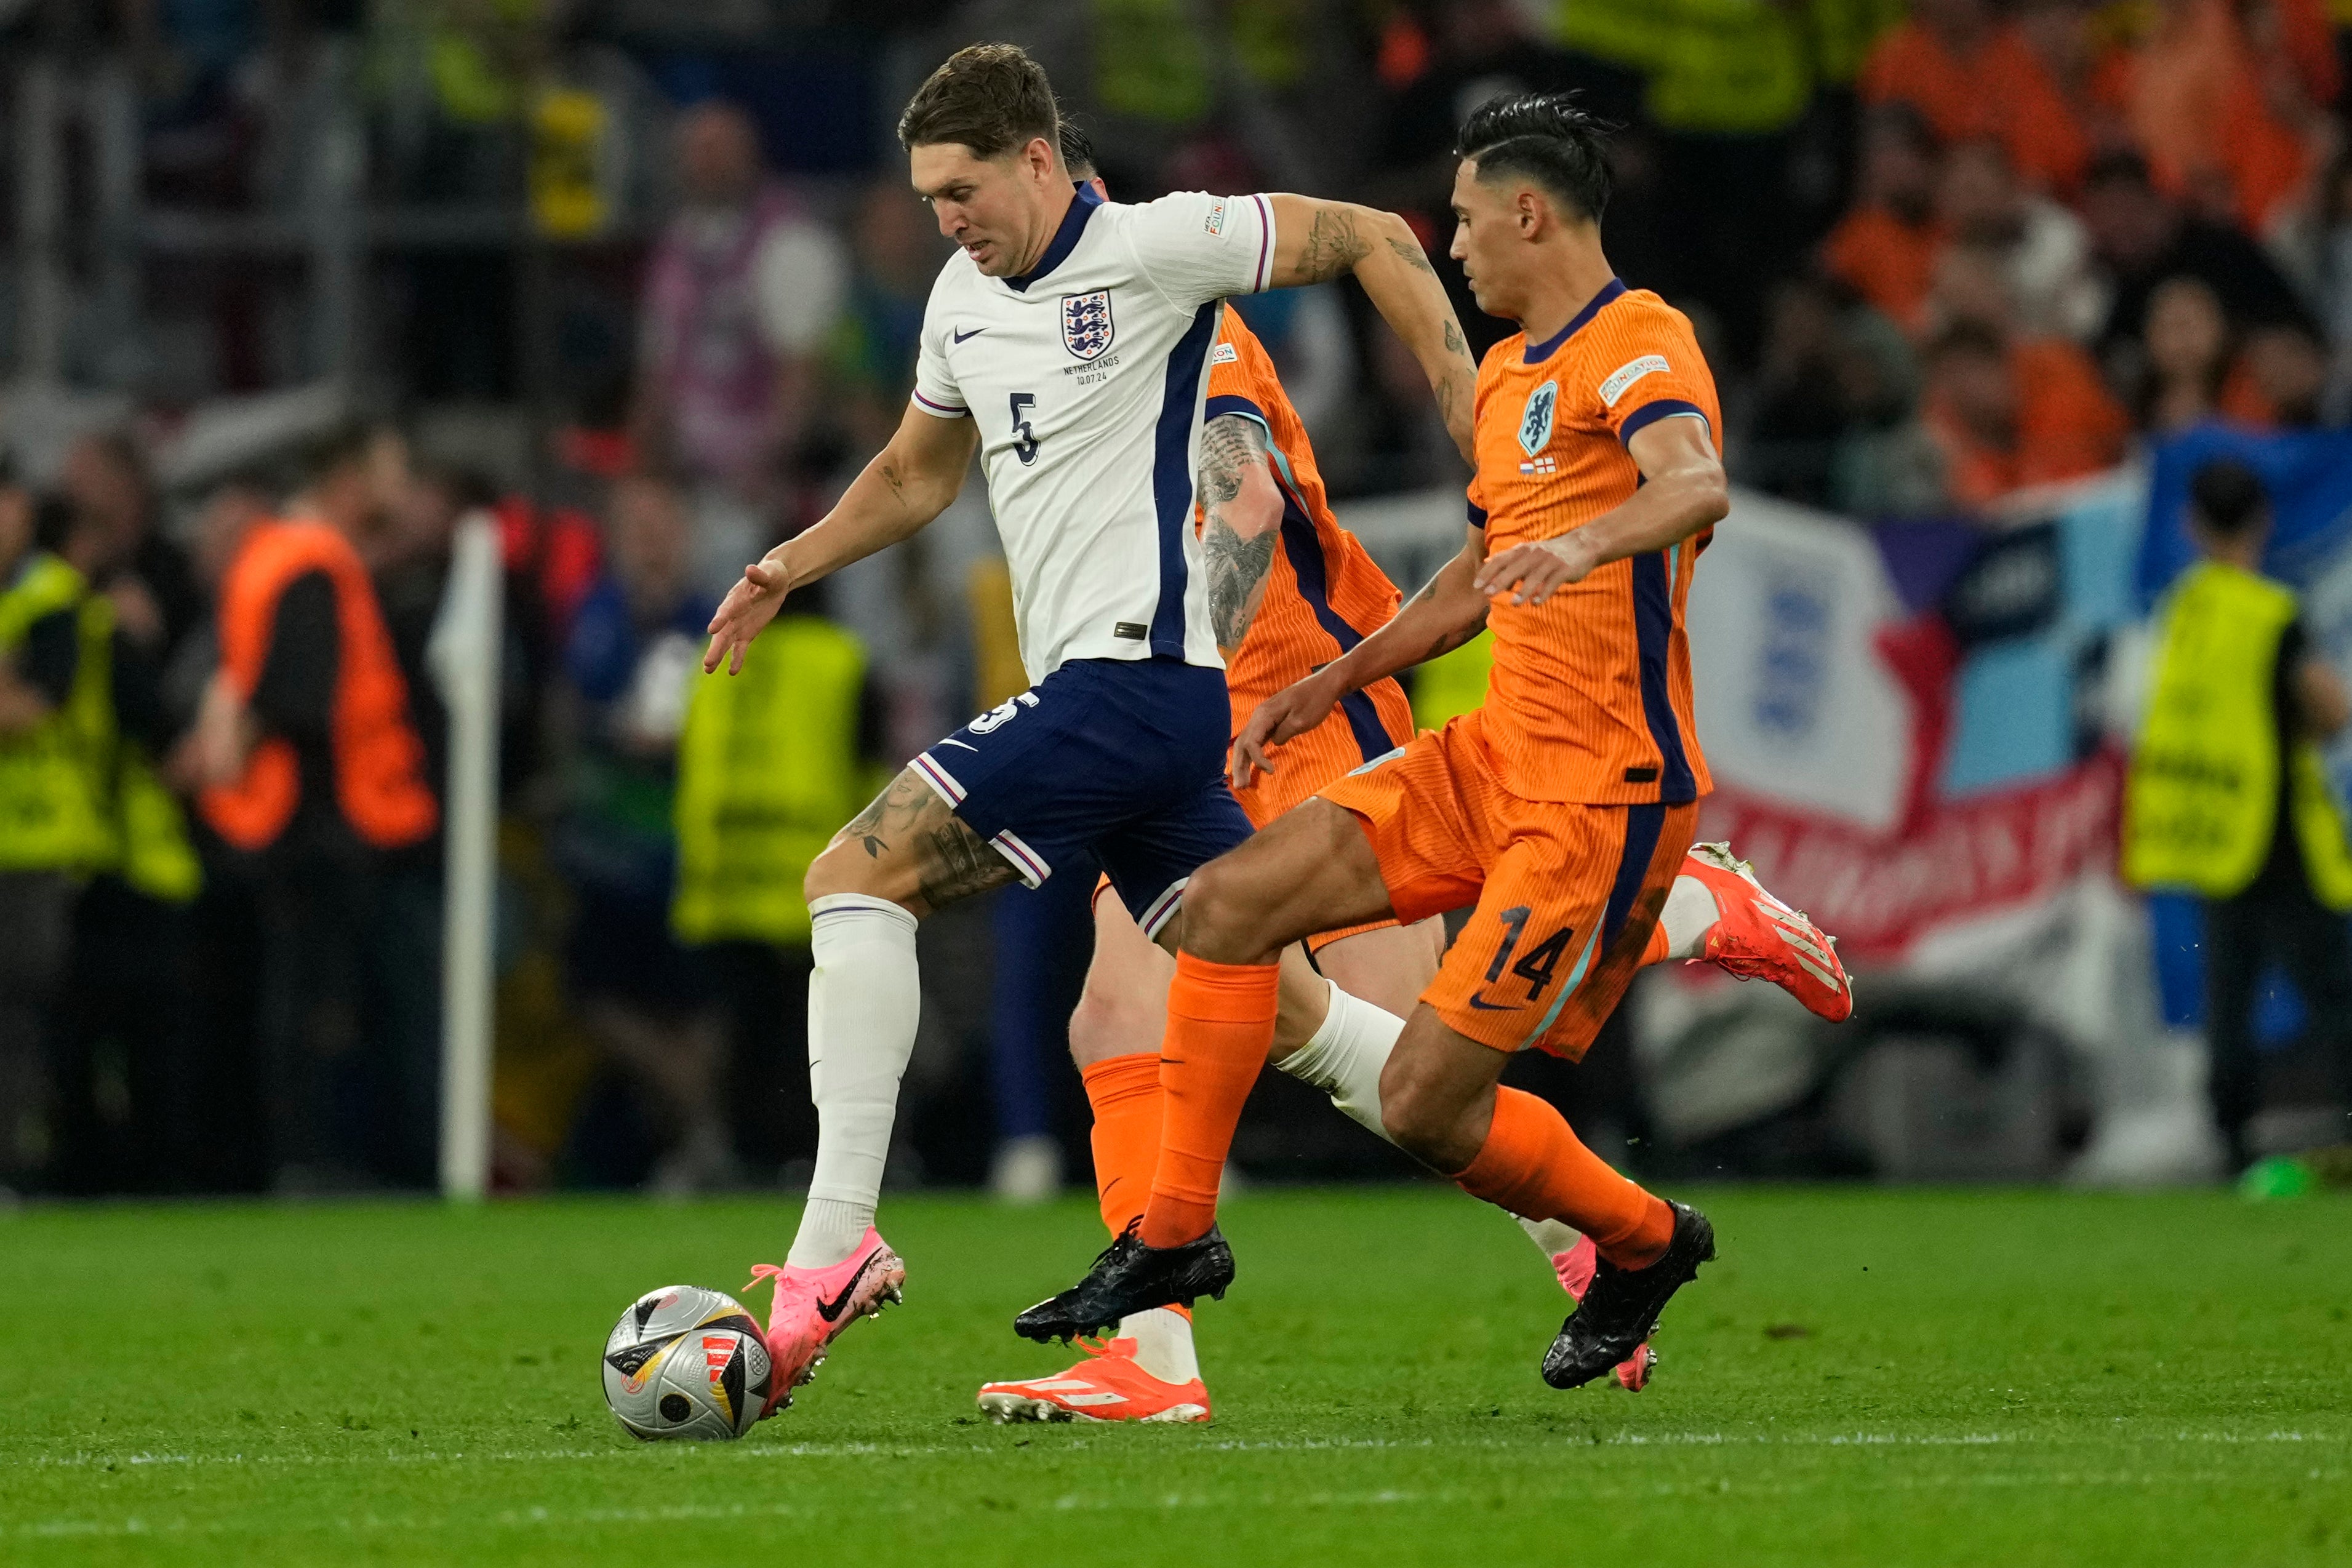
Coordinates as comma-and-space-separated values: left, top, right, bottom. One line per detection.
7, 0, 2352, 1196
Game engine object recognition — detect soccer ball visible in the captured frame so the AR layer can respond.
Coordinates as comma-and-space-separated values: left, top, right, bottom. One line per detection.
601, 1285, 772, 1441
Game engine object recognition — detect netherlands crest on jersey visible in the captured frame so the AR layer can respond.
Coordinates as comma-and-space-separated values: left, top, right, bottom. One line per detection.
1519, 380, 1558, 456
1061, 290, 1116, 360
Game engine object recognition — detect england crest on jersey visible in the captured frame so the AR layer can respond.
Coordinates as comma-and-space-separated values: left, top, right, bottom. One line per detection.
1519, 380, 1558, 456
1062, 290, 1116, 361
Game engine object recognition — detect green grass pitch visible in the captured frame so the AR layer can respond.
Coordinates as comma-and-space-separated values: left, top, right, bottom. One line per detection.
4, 1185, 2348, 1566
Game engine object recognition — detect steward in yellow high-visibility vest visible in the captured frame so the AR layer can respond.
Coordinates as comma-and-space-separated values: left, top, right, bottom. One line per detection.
672, 615, 873, 948
0, 551, 114, 874
2121, 458, 2352, 1167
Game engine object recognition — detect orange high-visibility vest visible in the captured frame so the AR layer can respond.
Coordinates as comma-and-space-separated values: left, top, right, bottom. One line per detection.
199, 519, 438, 852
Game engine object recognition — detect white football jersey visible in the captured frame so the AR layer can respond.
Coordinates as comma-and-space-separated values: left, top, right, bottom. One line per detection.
911, 185, 1276, 684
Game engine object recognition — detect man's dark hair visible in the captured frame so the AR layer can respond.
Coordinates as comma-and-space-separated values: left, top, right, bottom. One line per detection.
1921, 319, 2007, 366
1454, 92, 1613, 225
1058, 119, 1097, 180
897, 43, 1058, 159
298, 420, 380, 487
2190, 457, 2269, 538
2084, 148, 2154, 194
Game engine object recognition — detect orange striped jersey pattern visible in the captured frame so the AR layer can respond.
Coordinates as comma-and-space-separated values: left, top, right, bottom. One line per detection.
1464, 279, 1718, 806
1205, 308, 1414, 759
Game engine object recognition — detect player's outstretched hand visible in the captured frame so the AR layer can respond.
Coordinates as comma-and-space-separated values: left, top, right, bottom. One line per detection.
1231, 672, 1341, 790
1475, 536, 1599, 606
703, 556, 792, 674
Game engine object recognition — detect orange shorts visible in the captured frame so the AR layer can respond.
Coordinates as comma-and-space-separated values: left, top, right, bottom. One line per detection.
1318, 710, 1697, 1060
1231, 678, 1415, 955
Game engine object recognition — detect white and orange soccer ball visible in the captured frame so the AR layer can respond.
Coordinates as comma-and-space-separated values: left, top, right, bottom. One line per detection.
601, 1285, 772, 1441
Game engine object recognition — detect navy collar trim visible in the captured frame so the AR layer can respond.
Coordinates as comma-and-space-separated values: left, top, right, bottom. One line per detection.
1005, 183, 1102, 293
1524, 278, 1626, 364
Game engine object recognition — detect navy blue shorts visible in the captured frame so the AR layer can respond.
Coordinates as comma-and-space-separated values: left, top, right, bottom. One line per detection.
910, 657, 1252, 937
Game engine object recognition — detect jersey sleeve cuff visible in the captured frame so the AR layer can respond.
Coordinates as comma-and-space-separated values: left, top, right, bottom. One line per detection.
1466, 500, 1489, 529
1205, 392, 1271, 432
911, 389, 969, 418
1249, 194, 1275, 293
1616, 399, 1708, 446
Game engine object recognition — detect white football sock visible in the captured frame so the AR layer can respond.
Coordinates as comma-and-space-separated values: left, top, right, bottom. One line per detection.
1282, 982, 1595, 1287
1116, 1307, 1199, 1383
1276, 980, 1404, 1141
1659, 874, 1721, 961
787, 894, 921, 1270
1518, 1215, 1583, 1260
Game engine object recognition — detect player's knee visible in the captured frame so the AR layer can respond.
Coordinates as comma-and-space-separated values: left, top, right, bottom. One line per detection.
1176, 858, 1278, 964
1067, 985, 1151, 1067
1376, 1050, 1476, 1167
804, 839, 882, 905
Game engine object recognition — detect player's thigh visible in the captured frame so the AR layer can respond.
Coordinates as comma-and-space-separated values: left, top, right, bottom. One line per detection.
1313, 916, 1446, 1020
1176, 798, 1398, 966
1070, 881, 1175, 1068
1425, 801, 1694, 1063
804, 764, 1020, 917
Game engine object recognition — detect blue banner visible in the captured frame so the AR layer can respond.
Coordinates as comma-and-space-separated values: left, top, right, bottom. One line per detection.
2137, 423, 2352, 604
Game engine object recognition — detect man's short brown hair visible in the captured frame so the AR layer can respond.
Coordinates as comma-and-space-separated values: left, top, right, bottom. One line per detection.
897, 43, 1057, 159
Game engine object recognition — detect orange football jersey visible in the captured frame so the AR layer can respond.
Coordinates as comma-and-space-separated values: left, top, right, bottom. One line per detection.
1205, 309, 1414, 769
1463, 279, 1716, 806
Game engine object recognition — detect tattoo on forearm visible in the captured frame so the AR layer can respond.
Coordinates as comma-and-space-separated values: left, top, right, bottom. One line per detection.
1386, 235, 1437, 276
1295, 207, 1371, 284
1206, 517, 1279, 649
1198, 415, 1278, 649
1443, 320, 1465, 356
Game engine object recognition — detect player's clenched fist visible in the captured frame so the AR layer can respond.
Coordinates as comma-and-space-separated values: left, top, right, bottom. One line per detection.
703, 555, 793, 674
1474, 534, 1599, 607
1230, 671, 1342, 789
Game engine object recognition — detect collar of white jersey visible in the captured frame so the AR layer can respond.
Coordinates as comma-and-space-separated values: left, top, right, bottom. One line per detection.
1003, 182, 1104, 294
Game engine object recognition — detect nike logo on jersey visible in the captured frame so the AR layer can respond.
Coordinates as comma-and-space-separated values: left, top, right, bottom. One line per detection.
936, 738, 978, 752
814, 1252, 885, 1322
953, 327, 987, 343
1466, 995, 1518, 1011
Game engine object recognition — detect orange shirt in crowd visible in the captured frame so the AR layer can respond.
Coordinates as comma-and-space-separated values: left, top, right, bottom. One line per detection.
1464, 280, 1716, 806
1860, 21, 2091, 193
1822, 205, 1945, 331
1929, 338, 2130, 508
2090, 0, 2332, 231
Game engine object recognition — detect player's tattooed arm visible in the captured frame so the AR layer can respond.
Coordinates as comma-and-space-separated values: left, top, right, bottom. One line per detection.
1263, 195, 1478, 466
1230, 527, 1490, 788
1198, 414, 1283, 654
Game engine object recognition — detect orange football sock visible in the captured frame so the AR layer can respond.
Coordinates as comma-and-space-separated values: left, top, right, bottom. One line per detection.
1640, 921, 1670, 967
1453, 1087, 1674, 1269
1081, 1052, 1164, 1239
1140, 954, 1280, 1249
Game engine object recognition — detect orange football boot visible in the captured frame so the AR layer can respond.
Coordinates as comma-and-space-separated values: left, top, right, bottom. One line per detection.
977, 1336, 1211, 1424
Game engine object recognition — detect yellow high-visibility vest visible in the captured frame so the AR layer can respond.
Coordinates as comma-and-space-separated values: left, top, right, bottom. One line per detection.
0, 554, 115, 872
1410, 629, 1495, 734
671, 617, 869, 946
2123, 560, 2352, 908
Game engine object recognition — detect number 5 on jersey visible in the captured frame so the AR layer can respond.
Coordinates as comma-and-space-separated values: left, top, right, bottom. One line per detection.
1009, 392, 1040, 465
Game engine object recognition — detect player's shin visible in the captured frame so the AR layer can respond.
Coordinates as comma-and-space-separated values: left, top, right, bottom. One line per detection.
1140, 954, 1281, 1248
1452, 1087, 1674, 1271
1274, 978, 1402, 1139
788, 894, 922, 1268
